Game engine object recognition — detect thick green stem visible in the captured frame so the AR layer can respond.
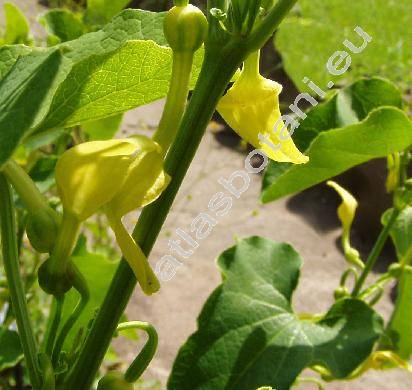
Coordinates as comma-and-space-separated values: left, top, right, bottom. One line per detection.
246, 0, 298, 53
351, 209, 400, 297
0, 174, 42, 389
153, 51, 195, 154
63, 42, 246, 389
63, 3, 296, 385
2, 160, 49, 213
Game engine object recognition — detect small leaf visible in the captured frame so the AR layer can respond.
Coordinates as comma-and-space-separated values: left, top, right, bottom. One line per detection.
59, 251, 119, 349
3, 2, 30, 45
39, 9, 85, 43
86, 0, 132, 25
0, 326, 24, 371
169, 237, 383, 390
383, 207, 412, 259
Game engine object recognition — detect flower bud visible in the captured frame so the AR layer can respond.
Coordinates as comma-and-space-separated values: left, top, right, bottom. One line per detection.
164, 4, 208, 52
38, 259, 75, 296
26, 209, 60, 253
97, 372, 133, 390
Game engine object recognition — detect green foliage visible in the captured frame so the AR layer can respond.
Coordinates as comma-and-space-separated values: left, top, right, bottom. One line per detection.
0, 49, 62, 168
0, 9, 201, 167
0, 326, 23, 371
383, 207, 412, 359
261, 78, 412, 203
0, 45, 32, 79
83, 114, 124, 140
1, 2, 30, 45
39, 9, 85, 44
276, 0, 412, 92
59, 249, 119, 349
86, 0, 132, 25
169, 237, 383, 390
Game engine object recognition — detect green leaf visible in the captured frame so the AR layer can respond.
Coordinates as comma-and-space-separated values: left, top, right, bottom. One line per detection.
383, 207, 412, 259
261, 78, 412, 203
29, 155, 58, 192
0, 9, 176, 164
38, 40, 176, 130
276, 0, 412, 93
83, 114, 123, 140
169, 237, 383, 390
383, 207, 412, 360
86, 0, 132, 25
0, 326, 24, 371
0, 49, 62, 168
0, 44, 32, 80
59, 251, 119, 349
39, 9, 85, 44
3, 2, 30, 45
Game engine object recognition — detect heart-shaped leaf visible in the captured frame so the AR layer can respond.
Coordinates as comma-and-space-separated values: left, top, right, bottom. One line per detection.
169, 237, 383, 390
261, 78, 412, 203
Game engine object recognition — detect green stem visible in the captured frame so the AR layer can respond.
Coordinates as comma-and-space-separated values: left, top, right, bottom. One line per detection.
153, 51, 195, 155
52, 266, 89, 366
44, 296, 65, 356
118, 322, 158, 383
0, 173, 42, 389
64, 4, 295, 384
245, 0, 298, 52
351, 208, 400, 297
2, 160, 50, 213
48, 212, 80, 276
63, 42, 247, 390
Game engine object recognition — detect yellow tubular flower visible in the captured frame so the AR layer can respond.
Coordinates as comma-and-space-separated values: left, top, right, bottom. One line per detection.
55, 137, 168, 295
56, 138, 139, 221
327, 180, 364, 269
217, 51, 308, 164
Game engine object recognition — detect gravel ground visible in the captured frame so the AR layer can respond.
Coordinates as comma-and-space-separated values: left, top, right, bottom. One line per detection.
1, 1, 411, 389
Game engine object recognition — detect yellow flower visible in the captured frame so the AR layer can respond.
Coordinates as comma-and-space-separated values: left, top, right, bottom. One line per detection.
217, 51, 308, 164
327, 180, 363, 269
54, 137, 169, 295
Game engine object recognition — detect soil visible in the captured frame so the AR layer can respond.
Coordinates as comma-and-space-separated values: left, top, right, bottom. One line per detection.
2, 1, 411, 389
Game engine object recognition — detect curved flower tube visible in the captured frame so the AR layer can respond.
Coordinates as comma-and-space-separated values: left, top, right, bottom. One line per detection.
327, 180, 364, 269
41, 137, 168, 296
217, 50, 308, 164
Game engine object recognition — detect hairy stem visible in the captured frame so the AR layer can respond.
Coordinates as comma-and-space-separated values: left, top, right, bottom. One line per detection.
0, 174, 42, 389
